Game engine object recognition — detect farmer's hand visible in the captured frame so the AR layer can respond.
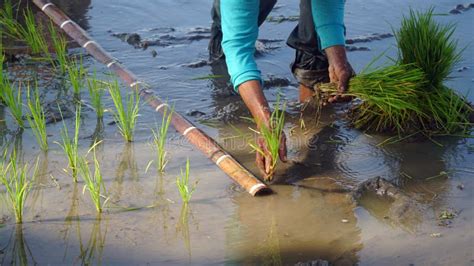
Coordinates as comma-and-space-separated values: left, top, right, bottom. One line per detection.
325, 45, 354, 103
255, 131, 287, 179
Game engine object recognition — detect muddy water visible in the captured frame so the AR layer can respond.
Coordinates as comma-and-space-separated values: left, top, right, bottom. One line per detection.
1, 0, 473, 265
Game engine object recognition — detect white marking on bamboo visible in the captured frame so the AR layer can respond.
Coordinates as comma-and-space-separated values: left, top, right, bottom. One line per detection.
249, 183, 267, 195
41, 3, 54, 11
106, 61, 117, 68
82, 40, 96, 49
216, 154, 231, 165
183, 127, 197, 136
130, 81, 144, 88
155, 103, 169, 112
60, 20, 73, 29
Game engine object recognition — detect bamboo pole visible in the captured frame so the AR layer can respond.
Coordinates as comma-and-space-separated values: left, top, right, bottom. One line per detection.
33, 0, 271, 196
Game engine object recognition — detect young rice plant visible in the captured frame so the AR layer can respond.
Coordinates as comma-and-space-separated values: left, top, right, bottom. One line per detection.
108, 80, 140, 142
56, 105, 81, 182
0, 152, 38, 223
152, 105, 173, 173
1, 81, 24, 129
176, 158, 197, 204
87, 75, 105, 119
78, 143, 108, 213
26, 83, 48, 151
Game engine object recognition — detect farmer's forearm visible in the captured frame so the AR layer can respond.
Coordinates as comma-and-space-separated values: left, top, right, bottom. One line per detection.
312, 0, 346, 49
239, 80, 271, 128
220, 0, 261, 91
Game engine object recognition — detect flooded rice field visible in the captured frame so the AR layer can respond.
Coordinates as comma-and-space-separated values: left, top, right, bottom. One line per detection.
0, 0, 473, 265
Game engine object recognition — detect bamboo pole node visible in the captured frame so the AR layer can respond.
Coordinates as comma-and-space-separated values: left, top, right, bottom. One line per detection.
216, 154, 231, 165
183, 127, 197, 136
82, 40, 97, 49
106, 61, 117, 68
41, 3, 54, 11
60, 20, 74, 29
249, 184, 267, 195
155, 103, 169, 112
130, 81, 145, 88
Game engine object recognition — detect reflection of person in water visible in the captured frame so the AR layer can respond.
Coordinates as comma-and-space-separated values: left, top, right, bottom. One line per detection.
209, 0, 354, 175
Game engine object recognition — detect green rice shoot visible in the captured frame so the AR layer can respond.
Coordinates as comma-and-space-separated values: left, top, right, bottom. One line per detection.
26, 83, 48, 151
248, 98, 286, 179
152, 105, 174, 173
67, 56, 86, 101
0, 151, 38, 223
56, 105, 81, 182
108, 80, 140, 142
49, 22, 68, 75
87, 75, 105, 119
176, 158, 197, 203
78, 143, 108, 213
0, 80, 24, 129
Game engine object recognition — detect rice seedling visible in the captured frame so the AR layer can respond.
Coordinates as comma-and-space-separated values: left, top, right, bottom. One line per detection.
248, 98, 286, 179
395, 8, 461, 89
108, 80, 140, 142
0, 152, 38, 224
26, 83, 48, 151
176, 158, 197, 203
49, 22, 68, 75
151, 105, 174, 173
56, 105, 81, 182
87, 75, 105, 119
318, 64, 428, 133
0, 81, 24, 129
78, 142, 108, 213
67, 56, 86, 100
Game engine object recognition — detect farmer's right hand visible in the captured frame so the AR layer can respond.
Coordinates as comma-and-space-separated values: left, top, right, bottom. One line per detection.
325, 45, 354, 103
238, 80, 287, 179
255, 131, 287, 179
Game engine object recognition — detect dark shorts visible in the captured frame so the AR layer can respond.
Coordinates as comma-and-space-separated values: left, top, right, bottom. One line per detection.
209, 0, 330, 87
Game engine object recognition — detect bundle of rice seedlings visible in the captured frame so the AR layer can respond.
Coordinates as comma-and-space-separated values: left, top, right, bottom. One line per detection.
318, 64, 428, 134
395, 8, 472, 134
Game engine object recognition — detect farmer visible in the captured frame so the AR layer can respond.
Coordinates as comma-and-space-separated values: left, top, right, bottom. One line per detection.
208, 0, 354, 176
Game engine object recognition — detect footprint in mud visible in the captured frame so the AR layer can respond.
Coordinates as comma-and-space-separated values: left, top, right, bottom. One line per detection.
345, 33, 394, 45
266, 15, 299, 23
449, 3, 474, 14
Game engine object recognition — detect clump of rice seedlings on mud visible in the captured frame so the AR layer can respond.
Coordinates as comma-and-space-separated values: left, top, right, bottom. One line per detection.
0, 152, 38, 223
0, 81, 24, 129
49, 22, 68, 74
56, 105, 81, 182
87, 75, 105, 119
26, 83, 48, 151
318, 64, 428, 133
395, 8, 460, 89
108, 80, 140, 142
249, 98, 286, 180
78, 143, 108, 213
395, 8, 472, 134
176, 158, 197, 204
67, 56, 86, 101
152, 105, 174, 173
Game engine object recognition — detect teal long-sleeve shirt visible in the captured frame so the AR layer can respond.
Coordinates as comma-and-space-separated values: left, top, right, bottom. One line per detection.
220, 0, 346, 91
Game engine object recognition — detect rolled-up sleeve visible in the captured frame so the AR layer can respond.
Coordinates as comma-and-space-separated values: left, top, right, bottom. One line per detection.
220, 0, 261, 92
312, 0, 346, 50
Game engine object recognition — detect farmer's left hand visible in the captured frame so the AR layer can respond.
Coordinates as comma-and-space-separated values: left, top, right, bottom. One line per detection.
325, 45, 355, 103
